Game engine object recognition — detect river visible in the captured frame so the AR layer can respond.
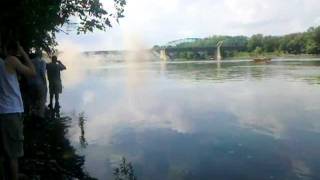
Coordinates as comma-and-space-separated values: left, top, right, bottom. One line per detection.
60, 59, 320, 180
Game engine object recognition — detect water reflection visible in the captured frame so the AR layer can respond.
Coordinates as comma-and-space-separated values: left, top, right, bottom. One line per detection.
62, 60, 320, 179
113, 157, 137, 180
21, 111, 95, 179
79, 112, 88, 148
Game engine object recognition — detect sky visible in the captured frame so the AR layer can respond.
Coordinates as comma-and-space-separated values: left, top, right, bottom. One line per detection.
57, 0, 320, 51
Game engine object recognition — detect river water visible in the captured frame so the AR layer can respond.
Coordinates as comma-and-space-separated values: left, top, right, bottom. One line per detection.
60, 59, 320, 180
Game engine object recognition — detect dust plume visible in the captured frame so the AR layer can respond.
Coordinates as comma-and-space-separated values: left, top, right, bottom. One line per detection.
57, 40, 104, 88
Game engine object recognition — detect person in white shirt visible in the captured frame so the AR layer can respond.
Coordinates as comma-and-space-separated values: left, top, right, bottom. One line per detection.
0, 42, 35, 180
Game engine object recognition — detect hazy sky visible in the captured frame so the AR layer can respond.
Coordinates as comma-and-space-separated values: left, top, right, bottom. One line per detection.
57, 0, 320, 51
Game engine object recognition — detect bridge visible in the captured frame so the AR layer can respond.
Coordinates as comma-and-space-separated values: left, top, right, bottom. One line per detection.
156, 38, 246, 61
164, 46, 246, 53
165, 38, 202, 47
159, 44, 246, 61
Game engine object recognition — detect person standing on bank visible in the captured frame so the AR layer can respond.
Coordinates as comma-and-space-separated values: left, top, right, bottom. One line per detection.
46, 56, 66, 110
0, 42, 35, 180
27, 51, 47, 118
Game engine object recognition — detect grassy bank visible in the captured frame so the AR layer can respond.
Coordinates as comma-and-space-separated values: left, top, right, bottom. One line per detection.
230, 52, 320, 60
171, 52, 320, 61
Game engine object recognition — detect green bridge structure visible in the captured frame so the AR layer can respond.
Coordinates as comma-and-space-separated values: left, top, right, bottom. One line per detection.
157, 38, 247, 61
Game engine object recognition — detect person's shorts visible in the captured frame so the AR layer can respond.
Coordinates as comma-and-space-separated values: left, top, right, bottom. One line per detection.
49, 80, 62, 95
0, 113, 24, 159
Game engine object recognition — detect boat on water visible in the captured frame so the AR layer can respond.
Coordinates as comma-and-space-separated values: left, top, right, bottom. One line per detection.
253, 58, 272, 63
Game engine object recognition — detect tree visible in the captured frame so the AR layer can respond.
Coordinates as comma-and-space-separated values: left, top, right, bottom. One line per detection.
247, 34, 264, 52
306, 26, 320, 54
253, 47, 264, 56
0, 0, 126, 53
263, 36, 280, 52
156, 25, 320, 58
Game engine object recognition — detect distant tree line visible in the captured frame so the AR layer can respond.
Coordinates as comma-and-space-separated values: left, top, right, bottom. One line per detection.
246, 26, 320, 54
158, 26, 320, 59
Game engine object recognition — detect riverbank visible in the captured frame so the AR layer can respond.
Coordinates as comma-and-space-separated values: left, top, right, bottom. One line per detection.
171, 53, 320, 61
20, 112, 96, 179
229, 52, 320, 60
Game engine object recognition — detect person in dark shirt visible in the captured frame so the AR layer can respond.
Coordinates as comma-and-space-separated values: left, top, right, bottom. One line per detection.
46, 56, 66, 109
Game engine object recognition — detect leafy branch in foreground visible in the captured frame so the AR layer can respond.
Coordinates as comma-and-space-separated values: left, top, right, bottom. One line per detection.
0, 0, 126, 53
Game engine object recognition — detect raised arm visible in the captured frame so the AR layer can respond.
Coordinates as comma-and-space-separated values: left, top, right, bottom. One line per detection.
9, 44, 36, 77
58, 61, 66, 71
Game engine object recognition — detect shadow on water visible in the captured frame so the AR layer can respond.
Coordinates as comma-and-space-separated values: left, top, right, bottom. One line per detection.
20, 107, 138, 180
20, 108, 96, 179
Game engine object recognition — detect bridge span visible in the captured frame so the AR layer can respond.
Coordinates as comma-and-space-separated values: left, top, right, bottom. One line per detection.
158, 45, 246, 61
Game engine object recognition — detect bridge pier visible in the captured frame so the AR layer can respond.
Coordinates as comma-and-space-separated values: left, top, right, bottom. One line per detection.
160, 49, 169, 61
216, 41, 223, 61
